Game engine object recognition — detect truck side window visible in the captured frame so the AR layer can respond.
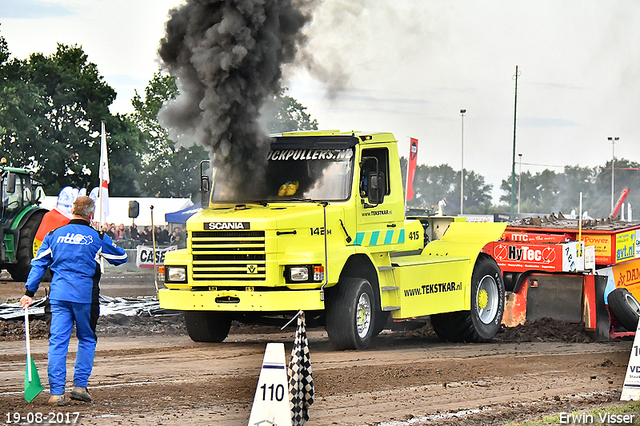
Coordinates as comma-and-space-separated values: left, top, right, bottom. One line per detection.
360, 148, 390, 198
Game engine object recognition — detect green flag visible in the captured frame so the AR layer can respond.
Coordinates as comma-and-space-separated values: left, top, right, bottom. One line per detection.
24, 356, 43, 403
24, 307, 43, 403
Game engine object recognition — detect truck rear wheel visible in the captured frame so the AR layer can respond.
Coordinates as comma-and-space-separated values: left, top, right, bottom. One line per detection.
326, 277, 376, 350
184, 311, 232, 343
431, 255, 504, 342
7, 210, 46, 282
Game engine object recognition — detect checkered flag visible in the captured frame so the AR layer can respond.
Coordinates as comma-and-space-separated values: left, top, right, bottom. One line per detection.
288, 311, 314, 426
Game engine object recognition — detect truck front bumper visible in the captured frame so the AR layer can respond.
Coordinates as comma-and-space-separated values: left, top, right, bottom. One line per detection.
158, 288, 325, 312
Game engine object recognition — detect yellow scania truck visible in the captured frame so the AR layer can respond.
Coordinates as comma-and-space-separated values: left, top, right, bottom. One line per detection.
158, 130, 507, 350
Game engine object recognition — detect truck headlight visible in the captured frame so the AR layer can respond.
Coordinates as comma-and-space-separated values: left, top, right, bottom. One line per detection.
289, 266, 309, 282
284, 265, 324, 283
165, 266, 187, 283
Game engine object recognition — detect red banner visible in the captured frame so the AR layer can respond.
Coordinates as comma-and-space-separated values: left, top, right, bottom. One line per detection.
503, 232, 570, 243
406, 138, 418, 201
486, 241, 563, 272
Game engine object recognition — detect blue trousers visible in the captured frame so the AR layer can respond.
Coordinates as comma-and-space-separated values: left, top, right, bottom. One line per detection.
48, 300, 97, 396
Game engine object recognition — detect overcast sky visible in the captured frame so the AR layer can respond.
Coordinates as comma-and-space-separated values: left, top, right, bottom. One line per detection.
1, 0, 639, 205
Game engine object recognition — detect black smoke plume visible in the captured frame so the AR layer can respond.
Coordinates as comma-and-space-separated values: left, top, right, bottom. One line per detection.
158, 0, 315, 199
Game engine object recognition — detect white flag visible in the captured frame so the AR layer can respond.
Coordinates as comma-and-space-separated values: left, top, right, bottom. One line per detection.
98, 121, 110, 222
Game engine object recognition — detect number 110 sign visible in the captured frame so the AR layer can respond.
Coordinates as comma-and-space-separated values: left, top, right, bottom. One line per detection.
247, 343, 292, 426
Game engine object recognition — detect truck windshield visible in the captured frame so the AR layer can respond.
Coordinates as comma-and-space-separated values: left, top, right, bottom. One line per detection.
213, 147, 355, 203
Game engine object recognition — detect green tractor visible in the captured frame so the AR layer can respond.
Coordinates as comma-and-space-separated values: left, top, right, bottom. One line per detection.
0, 160, 48, 281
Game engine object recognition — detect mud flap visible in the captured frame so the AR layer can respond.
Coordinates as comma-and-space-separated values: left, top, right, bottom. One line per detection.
593, 275, 610, 341
525, 274, 583, 323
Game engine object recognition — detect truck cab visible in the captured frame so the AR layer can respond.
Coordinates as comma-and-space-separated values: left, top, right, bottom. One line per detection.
0, 160, 48, 281
159, 131, 506, 349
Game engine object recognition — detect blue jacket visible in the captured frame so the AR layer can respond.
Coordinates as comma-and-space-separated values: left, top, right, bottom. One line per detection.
25, 219, 128, 303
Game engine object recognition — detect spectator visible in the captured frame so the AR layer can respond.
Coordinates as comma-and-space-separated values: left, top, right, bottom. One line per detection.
115, 223, 126, 240
170, 227, 182, 247
160, 225, 171, 245
130, 223, 139, 241
141, 226, 153, 243
106, 224, 116, 239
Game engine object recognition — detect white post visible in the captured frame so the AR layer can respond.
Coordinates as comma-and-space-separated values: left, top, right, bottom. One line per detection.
460, 109, 466, 215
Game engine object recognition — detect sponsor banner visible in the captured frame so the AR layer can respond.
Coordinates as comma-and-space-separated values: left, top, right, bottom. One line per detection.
581, 234, 614, 265
267, 149, 352, 161
584, 245, 596, 271
489, 241, 584, 273
490, 241, 563, 272
562, 241, 585, 272
136, 245, 177, 269
406, 138, 418, 201
620, 319, 640, 401
616, 230, 637, 263
503, 232, 569, 243
612, 258, 640, 290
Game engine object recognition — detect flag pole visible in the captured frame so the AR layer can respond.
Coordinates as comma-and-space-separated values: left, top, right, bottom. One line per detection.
98, 121, 109, 271
99, 121, 106, 227
404, 137, 410, 213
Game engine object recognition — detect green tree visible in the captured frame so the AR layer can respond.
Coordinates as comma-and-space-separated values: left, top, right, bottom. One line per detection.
0, 42, 144, 196
262, 94, 319, 133
499, 161, 640, 219
130, 72, 208, 198
401, 158, 493, 215
456, 170, 494, 214
501, 169, 557, 213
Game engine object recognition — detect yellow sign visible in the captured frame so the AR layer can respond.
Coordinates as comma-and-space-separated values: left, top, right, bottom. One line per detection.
613, 258, 640, 301
581, 234, 613, 264
617, 231, 637, 263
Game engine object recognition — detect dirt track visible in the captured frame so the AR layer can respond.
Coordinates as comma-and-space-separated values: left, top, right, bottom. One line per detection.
0, 271, 637, 425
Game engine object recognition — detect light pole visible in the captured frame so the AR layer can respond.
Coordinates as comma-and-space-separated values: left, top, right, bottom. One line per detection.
608, 136, 619, 212
510, 65, 520, 220
460, 109, 466, 215
518, 153, 522, 214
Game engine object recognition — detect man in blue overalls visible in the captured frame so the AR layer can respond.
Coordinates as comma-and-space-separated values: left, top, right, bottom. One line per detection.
21, 196, 128, 406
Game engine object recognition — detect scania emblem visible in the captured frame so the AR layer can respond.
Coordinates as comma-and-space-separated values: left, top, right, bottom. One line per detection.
204, 222, 250, 230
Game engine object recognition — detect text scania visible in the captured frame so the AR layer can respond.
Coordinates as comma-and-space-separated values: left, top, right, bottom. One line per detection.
267, 149, 353, 161
404, 282, 461, 297
205, 222, 250, 230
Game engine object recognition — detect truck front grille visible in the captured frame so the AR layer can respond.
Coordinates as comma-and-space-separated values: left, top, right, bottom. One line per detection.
191, 230, 266, 281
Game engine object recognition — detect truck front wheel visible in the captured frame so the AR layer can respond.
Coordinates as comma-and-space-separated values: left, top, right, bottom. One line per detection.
184, 311, 232, 343
431, 255, 504, 342
326, 277, 376, 350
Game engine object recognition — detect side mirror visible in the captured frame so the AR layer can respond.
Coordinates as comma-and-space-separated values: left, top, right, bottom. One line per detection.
200, 160, 210, 209
367, 172, 386, 205
34, 186, 46, 203
6, 172, 15, 194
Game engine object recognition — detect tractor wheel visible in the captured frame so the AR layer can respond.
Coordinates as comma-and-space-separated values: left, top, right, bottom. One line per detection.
7, 210, 46, 282
608, 288, 640, 331
431, 255, 505, 342
184, 311, 232, 343
326, 277, 376, 350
